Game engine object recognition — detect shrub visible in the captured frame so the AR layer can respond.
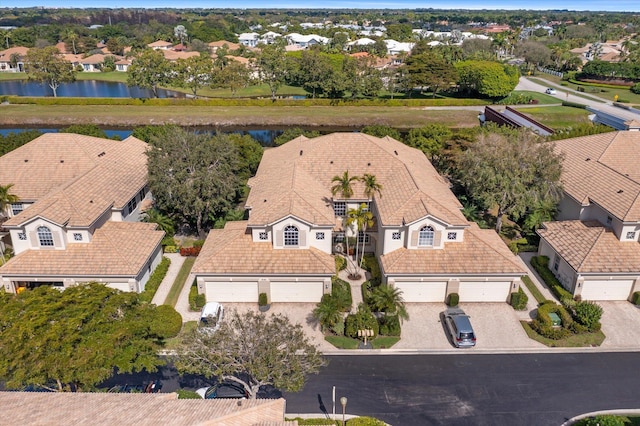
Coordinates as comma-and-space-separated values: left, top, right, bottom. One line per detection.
361, 280, 374, 306
161, 235, 177, 247
335, 255, 347, 272
361, 254, 381, 284
632, 291, 640, 305
378, 315, 401, 336
163, 245, 177, 253
562, 100, 588, 109
151, 305, 183, 338
331, 316, 345, 337
180, 247, 201, 257
347, 417, 387, 426
176, 389, 201, 399
631, 83, 640, 94
193, 239, 205, 248
510, 287, 529, 310
345, 303, 379, 340
447, 293, 459, 307
574, 415, 629, 426
573, 300, 603, 331
139, 256, 170, 303
331, 276, 353, 312
530, 256, 574, 302
530, 301, 573, 340
188, 281, 206, 311
258, 292, 268, 306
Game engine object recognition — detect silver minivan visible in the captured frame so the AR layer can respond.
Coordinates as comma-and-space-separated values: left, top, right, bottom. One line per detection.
443, 307, 476, 348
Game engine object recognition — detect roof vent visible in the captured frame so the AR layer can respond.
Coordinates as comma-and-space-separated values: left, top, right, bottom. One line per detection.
89, 200, 93, 203
24, 159, 28, 162
394, 150, 398, 155
264, 199, 267, 202
60, 160, 64, 163
98, 152, 106, 157
330, 160, 333, 164
299, 150, 303, 156
617, 189, 624, 194
367, 162, 371, 166
585, 158, 590, 161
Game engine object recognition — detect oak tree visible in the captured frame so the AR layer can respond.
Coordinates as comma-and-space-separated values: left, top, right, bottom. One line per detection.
127, 49, 173, 98
25, 46, 76, 97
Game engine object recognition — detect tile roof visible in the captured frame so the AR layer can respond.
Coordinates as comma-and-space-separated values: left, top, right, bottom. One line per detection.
380, 223, 525, 275
147, 40, 173, 47
1, 133, 148, 227
0, 46, 29, 59
246, 133, 467, 228
192, 221, 335, 276
537, 220, 640, 274
0, 392, 288, 426
552, 131, 640, 222
0, 222, 163, 277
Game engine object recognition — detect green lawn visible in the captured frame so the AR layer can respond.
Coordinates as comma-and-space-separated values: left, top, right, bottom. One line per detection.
521, 321, 605, 347
522, 275, 547, 304
512, 90, 560, 104
325, 335, 360, 349
371, 336, 400, 349
76, 71, 128, 83
512, 105, 592, 129
0, 72, 27, 81
164, 256, 196, 308
164, 320, 197, 350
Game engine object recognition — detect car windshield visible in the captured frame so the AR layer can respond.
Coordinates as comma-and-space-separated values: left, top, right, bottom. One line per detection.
201, 315, 218, 327
460, 332, 474, 340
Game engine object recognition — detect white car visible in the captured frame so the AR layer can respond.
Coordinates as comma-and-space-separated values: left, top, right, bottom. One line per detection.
199, 302, 224, 332
545, 88, 557, 95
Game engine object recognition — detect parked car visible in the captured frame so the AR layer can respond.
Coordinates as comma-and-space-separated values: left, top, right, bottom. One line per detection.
108, 380, 162, 393
199, 302, 224, 332
196, 380, 249, 399
443, 307, 476, 348
545, 88, 557, 95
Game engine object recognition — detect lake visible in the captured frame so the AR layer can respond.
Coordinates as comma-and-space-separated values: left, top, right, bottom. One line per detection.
0, 80, 185, 98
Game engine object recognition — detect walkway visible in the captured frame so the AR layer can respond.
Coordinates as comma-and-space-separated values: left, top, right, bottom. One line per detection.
514, 252, 557, 321
150, 253, 185, 306
337, 262, 368, 313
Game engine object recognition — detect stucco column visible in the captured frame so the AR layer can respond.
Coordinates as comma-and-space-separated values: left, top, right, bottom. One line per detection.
446, 278, 460, 298
322, 278, 331, 295
629, 277, 640, 301
510, 278, 521, 294
258, 278, 270, 303
574, 276, 585, 299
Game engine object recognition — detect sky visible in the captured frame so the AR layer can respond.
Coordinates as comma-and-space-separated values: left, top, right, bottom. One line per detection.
0, 0, 639, 12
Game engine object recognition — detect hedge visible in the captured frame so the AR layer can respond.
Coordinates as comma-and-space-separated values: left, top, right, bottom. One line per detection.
151, 305, 183, 338
188, 280, 206, 311
569, 78, 635, 90
139, 256, 171, 303
530, 301, 573, 340
447, 293, 459, 307
331, 276, 353, 312
561, 100, 588, 109
530, 256, 574, 302
335, 255, 347, 272
510, 287, 529, 310
361, 254, 381, 285
180, 246, 201, 257
378, 314, 401, 336
632, 291, 640, 305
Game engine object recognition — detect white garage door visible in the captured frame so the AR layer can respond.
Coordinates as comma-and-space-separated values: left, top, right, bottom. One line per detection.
270, 281, 323, 303
580, 280, 634, 301
392, 281, 447, 303
458, 281, 511, 302
205, 281, 258, 302
107, 282, 130, 292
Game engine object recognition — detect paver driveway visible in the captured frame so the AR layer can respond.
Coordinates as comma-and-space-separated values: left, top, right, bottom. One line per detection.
599, 301, 640, 349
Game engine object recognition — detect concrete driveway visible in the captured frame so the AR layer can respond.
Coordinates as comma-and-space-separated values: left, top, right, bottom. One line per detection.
599, 301, 640, 349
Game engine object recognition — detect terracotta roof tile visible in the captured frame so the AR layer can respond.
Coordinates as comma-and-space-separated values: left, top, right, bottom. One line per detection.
192, 221, 335, 276
553, 131, 640, 221
0, 392, 287, 426
246, 133, 467, 228
0, 222, 163, 277
537, 220, 640, 273
380, 223, 525, 275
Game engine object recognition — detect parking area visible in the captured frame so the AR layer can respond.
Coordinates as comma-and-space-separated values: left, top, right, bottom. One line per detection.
599, 301, 640, 349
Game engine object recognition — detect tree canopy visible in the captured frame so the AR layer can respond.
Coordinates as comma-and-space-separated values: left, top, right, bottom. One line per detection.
0, 283, 178, 391
127, 49, 173, 98
455, 60, 519, 98
456, 131, 563, 234
25, 46, 76, 97
172, 310, 326, 398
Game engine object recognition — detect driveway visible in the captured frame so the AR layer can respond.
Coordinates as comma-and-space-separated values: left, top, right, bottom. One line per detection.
599, 301, 640, 349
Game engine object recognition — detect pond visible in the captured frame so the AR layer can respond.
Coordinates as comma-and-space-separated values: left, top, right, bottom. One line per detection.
0, 80, 185, 98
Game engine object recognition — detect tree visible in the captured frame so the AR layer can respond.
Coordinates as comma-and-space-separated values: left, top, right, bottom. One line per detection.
456, 131, 563, 234
174, 25, 188, 44
64, 29, 78, 55
0, 183, 19, 217
172, 310, 326, 399
0, 283, 176, 391
405, 124, 453, 165
455, 60, 519, 98
313, 295, 344, 332
218, 60, 251, 97
369, 285, 409, 322
25, 46, 76, 97
0, 28, 11, 48
274, 128, 321, 146
146, 127, 242, 237
361, 173, 382, 201
127, 49, 173, 98
296, 50, 334, 98
142, 208, 175, 236
405, 52, 458, 97
255, 42, 288, 101
360, 125, 401, 140
331, 170, 360, 274
60, 124, 108, 138
515, 40, 553, 72
174, 55, 214, 97
347, 203, 374, 270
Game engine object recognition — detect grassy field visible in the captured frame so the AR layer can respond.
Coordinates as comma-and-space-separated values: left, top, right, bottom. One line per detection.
512, 105, 592, 129
531, 73, 640, 105
0, 103, 483, 129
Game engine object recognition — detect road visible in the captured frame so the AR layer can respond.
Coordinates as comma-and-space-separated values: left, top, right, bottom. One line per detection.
516, 77, 640, 122
284, 353, 640, 426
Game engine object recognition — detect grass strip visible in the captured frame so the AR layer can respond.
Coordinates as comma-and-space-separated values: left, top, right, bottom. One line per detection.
522, 275, 546, 304
520, 321, 605, 347
164, 256, 196, 308
371, 336, 400, 349
325, 335, 360, 349
164, 321, 197, 350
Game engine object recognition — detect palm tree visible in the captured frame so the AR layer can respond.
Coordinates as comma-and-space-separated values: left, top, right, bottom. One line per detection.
369, 285, 409, 322
312, 296, 343, 333
360, 173, 382, 201
65, 30, 78, 55
331, 171, 360, 273
142, 208, 175, 236
0, 183, 19, 217
347, 203, 374, 269
0, 29, 10, 49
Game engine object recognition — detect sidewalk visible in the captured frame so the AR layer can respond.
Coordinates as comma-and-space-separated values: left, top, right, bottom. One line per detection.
514, 252, 557, 322
151, 253, 185, 306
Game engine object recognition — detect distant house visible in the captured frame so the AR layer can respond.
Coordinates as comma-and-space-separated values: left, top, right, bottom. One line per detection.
208, 40, 241, 52
238, 32, 260, 48
115, 58, 132, 72
384, 39, 414, 56
260, 31, 281, 44
0, 133, 163, 294
0, 46, 28, 72
537, 131, 640, 300
147, 40, 173, 50
79, 53, 109, 72
161, 50, 199, 62
285, 33, 330, 48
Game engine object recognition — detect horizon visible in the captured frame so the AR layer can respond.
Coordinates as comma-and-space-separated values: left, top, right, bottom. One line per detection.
1, 1, 639, 12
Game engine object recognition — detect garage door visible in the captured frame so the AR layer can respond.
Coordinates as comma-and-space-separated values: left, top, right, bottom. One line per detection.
392, 281, 447, 302
580, 280, 634, 301
205, 281, 258, 302
458, 281, 511, 302
270, 281, 323, 303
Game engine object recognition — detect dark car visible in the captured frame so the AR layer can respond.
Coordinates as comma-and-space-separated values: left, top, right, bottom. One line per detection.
196, 380, 249, 399
108, 380, 162, 393
443, 307, 476, 348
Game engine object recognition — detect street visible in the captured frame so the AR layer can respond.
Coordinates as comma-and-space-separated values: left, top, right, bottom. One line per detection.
284, 353, 639, 426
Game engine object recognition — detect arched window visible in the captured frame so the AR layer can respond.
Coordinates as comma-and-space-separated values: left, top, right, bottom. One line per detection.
418, 226, 434, 246
37, 226, 54, 247
283, 225, 299, 246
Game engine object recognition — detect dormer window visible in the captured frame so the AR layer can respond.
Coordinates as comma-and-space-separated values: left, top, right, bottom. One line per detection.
284, 225, 299, 246
333, 202, 346, 217
37, 226, 54, 247
418, 226, 435, 246
11, 203, 23, 215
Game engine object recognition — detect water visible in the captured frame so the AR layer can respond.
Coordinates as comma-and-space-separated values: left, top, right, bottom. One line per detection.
0, 80, 185, 98
0, 127, 284, 146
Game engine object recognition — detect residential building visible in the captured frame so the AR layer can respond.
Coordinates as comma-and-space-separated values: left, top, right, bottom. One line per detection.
147, 40, 173, 50
191, 133, 524, 304
285, 33, 330, 48
238, 32, 260, 48
0, 46, 28, 72
537, 131, 640, 300
0, 133, 163, 294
